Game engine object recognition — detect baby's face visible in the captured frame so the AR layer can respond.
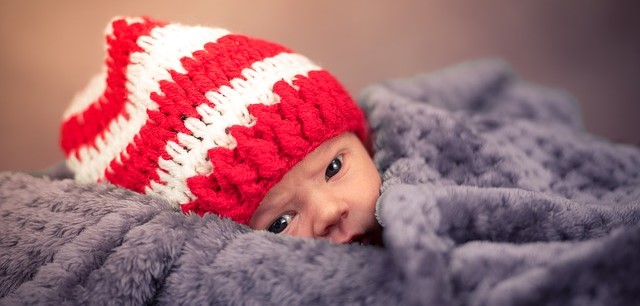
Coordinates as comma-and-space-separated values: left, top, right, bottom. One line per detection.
249, 132, 382, 245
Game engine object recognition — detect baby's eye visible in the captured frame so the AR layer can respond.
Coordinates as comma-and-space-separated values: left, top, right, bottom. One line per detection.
325, 155, 343, 180
267, 214, 293, 234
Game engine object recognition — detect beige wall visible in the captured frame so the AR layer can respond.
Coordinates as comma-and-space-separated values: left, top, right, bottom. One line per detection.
1, 1, 638, 171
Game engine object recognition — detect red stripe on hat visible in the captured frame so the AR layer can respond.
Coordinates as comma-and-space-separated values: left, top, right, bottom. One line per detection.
181, 70, 367, 224
104, 35, 291, 193
60, 17, 165, 156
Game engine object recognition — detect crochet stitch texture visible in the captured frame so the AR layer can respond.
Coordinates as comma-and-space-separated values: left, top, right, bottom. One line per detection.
60, 16, 367, 224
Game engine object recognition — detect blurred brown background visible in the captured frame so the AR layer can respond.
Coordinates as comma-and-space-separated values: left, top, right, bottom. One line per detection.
1, 1, 639, 171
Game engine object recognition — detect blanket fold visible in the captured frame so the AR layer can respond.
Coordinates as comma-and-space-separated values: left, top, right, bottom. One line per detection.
2, 59, 639, 305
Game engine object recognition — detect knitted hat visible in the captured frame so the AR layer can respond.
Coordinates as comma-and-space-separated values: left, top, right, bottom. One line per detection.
60, 16, 367, 225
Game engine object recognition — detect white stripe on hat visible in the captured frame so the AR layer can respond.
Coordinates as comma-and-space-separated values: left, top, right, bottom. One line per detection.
146, 52, 321, 205
67, 24, 231, 183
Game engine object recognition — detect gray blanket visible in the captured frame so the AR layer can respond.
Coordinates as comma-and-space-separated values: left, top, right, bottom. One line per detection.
2, 59, 639, 305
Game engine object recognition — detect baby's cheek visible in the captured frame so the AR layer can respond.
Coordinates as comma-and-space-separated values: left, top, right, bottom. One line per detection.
363, 174, 382, 210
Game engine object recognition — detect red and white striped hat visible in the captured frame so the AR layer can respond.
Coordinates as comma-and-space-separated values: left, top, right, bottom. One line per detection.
60, 16, 367, 225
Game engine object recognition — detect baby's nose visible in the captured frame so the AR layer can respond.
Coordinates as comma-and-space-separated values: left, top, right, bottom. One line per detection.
309, 193, 349, 239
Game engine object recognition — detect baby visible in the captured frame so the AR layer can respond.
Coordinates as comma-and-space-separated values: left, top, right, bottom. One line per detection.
60, 16, 383, 245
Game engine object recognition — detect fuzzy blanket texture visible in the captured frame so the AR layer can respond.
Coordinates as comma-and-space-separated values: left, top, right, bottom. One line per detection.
1, 59, 639, 306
